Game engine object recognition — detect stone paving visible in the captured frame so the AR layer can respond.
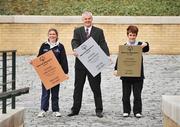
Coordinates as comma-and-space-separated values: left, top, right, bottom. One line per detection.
14, 54, 180, 127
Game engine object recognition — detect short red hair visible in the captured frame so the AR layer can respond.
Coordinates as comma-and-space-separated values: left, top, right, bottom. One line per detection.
127, 25, 138, 35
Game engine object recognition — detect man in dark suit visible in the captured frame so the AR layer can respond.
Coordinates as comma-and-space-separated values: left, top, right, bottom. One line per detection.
68, 11, 110, 118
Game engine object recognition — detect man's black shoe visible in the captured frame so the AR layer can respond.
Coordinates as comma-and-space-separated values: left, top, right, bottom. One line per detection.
96, 112, 103, 118
67, 112, 78, 117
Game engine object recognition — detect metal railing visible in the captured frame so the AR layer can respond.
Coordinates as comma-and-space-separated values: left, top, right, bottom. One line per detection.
0, 50, 29, 113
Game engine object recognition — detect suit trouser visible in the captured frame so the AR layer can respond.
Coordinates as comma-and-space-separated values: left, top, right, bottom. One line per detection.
122, 80, 143, 115
71, 68, 103, 113
41, 84, 60, 112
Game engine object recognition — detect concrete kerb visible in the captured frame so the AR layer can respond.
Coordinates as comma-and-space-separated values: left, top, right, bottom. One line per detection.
0, 107, 25, 127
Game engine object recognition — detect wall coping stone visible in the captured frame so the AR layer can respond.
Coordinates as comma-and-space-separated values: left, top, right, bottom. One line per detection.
0, 15, 180, 24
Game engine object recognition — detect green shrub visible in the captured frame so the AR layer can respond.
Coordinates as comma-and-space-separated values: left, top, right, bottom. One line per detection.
0, 0, 179, 15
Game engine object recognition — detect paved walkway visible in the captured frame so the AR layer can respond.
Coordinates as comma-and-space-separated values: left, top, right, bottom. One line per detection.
14, 54, 180, 127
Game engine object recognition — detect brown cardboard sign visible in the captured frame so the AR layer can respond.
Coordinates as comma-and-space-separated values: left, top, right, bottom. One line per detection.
32, 50, 68, 90
117, 45, 142, 77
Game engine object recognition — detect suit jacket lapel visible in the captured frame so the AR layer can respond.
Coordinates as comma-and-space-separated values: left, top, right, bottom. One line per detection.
90, 26, 95, 38
80, 27, 87, 41
80, 26, 95, 41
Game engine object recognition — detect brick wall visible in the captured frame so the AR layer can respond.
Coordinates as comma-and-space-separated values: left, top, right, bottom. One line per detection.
0, 16, 180, 55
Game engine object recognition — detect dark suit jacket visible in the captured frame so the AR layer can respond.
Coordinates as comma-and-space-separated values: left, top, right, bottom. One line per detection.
71, 26, 110, 70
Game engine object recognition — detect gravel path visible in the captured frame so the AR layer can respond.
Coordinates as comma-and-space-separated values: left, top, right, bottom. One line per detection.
14, 54, 180, 127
